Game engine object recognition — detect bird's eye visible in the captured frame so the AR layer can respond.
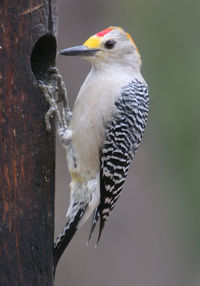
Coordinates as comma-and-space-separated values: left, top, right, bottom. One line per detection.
104, 39, 116, 49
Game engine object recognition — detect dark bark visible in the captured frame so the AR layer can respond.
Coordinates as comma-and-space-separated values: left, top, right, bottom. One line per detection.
0, 1, 57, 285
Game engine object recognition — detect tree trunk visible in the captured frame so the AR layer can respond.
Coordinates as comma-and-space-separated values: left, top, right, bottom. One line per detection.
0, 1, 57, 285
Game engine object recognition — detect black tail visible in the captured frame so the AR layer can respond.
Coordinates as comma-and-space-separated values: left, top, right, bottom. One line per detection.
88, 208, 100, 242
88, 207, 106, 246
96, 215, 105, 245
53, 208, 86, 276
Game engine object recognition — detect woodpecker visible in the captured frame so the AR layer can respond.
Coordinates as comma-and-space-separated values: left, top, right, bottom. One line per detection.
53, 26, 149, 271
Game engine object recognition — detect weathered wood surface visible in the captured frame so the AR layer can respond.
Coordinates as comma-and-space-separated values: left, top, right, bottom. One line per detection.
0, 1, 57, 285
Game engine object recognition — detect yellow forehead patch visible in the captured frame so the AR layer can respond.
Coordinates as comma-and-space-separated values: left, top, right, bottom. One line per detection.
83, 36, 101, 49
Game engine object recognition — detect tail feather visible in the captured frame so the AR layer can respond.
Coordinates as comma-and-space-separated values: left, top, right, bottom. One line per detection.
88, 208, 100, 242
88, 208, 106, 246
53, 208, 86, 275
96, 215, 105, 245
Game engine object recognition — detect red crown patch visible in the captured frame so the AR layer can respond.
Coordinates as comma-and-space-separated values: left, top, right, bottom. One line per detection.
96, 27, 114, 38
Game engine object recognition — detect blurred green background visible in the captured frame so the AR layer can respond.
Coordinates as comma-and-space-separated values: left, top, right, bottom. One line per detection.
55, 0, 200, 285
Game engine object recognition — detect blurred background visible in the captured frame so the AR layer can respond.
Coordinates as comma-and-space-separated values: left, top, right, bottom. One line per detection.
55, 0, 200, 285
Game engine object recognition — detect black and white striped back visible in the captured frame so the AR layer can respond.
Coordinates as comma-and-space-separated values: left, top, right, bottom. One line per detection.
89, 79, 149, 242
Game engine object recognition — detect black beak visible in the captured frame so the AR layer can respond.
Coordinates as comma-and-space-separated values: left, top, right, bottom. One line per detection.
59, 45, 100, 56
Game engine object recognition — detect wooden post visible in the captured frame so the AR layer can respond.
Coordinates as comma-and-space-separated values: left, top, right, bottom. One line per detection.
0, 1, 57, 285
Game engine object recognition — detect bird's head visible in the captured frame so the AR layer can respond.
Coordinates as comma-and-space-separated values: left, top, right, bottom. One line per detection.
59, 27, 141, 70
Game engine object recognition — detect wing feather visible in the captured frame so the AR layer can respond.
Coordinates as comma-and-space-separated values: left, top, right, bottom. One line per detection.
89, 79, 149, 243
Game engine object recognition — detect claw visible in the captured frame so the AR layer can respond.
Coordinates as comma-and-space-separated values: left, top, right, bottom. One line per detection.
47, 66, 59, 74
37, 68, 71, 134
56, 98, 62, 104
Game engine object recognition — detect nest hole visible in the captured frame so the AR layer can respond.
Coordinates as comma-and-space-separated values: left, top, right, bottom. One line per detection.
31, 34, 57, 81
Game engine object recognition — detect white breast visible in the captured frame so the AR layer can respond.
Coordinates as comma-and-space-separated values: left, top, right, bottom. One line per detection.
70, 66, 138, 178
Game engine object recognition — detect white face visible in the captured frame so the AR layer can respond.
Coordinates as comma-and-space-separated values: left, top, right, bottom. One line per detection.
59, 27, 141, 70
83, 27, 141, 69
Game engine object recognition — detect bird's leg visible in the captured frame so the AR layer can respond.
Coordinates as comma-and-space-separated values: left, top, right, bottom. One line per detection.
47, 67, 72, 128
37, 67, 73, 148
38, 79, 62, 131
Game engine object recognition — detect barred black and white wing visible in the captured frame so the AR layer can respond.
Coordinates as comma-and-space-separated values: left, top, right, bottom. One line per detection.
89, 79, 149, 242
